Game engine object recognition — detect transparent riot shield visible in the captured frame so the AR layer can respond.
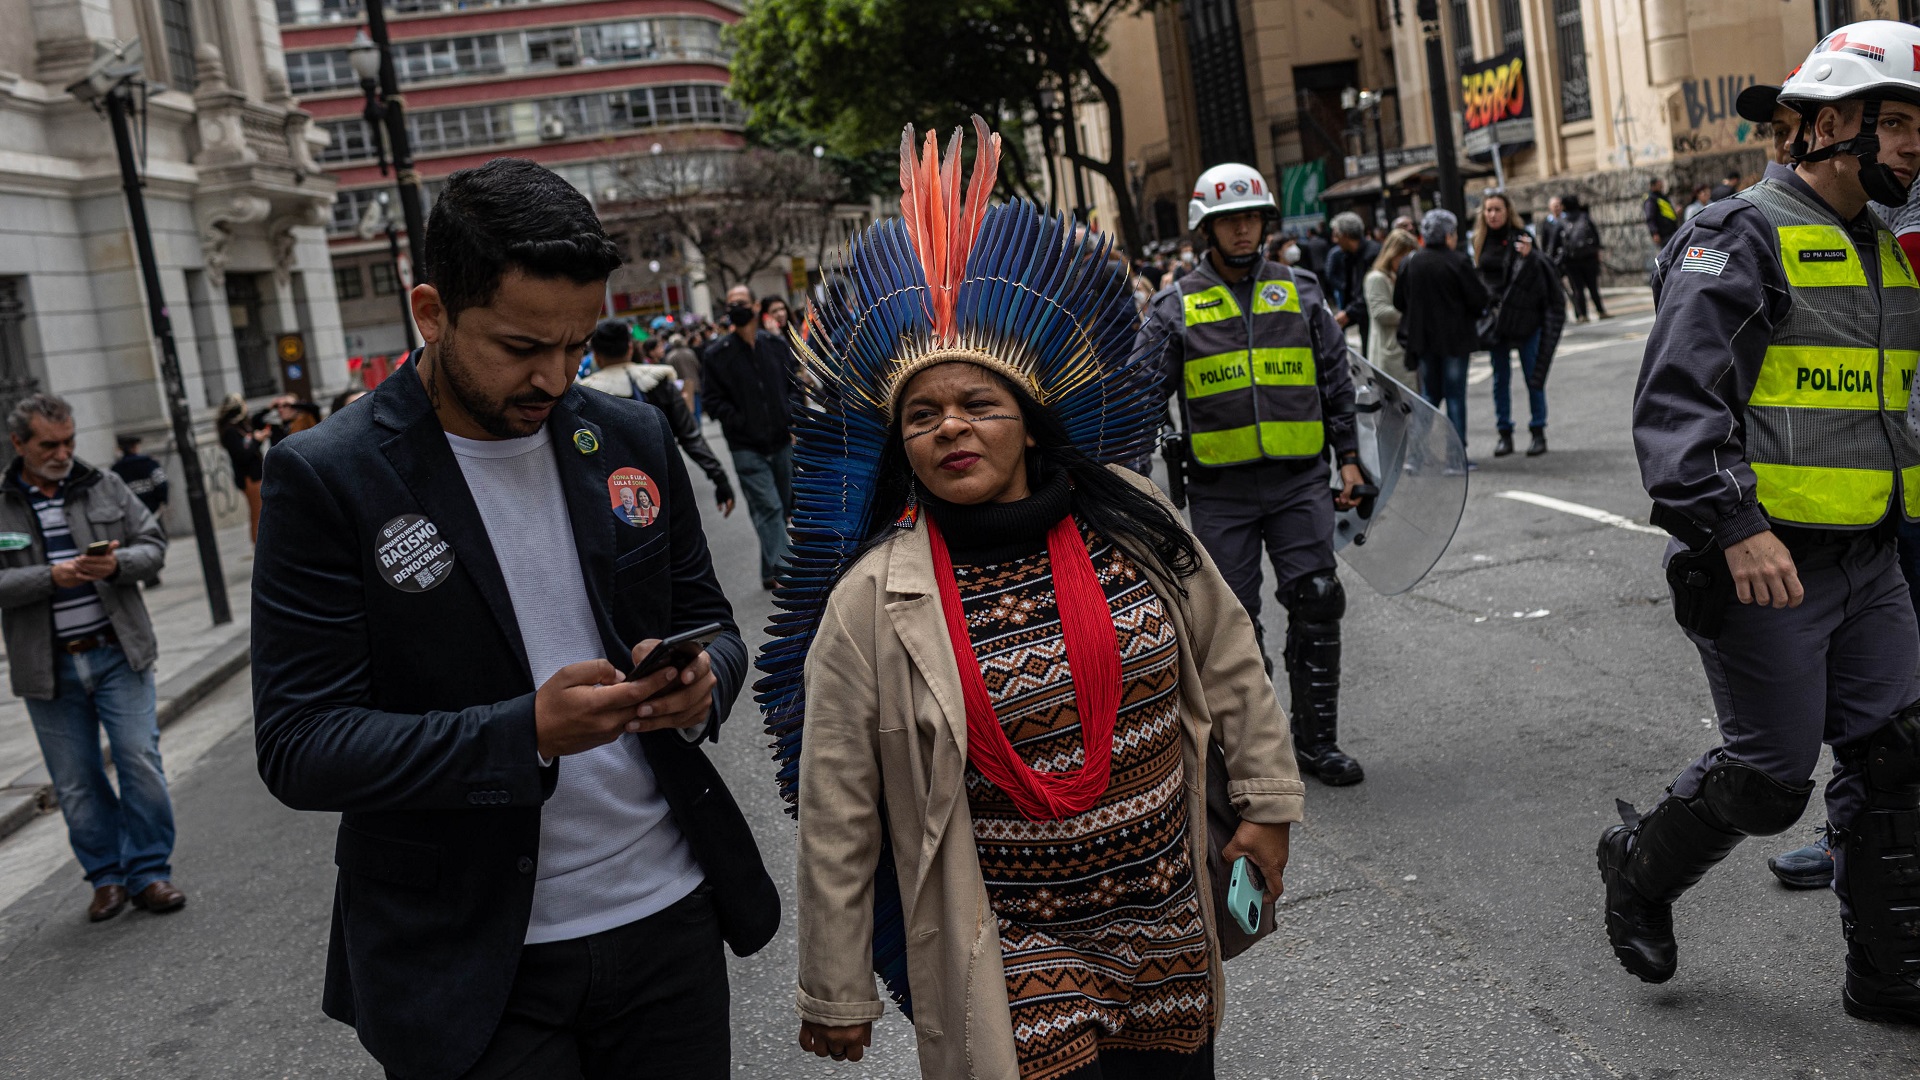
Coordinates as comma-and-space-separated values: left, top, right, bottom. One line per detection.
1329, 351, 1468, 595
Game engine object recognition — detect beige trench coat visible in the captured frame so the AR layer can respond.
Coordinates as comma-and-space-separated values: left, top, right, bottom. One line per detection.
795, 468, 1306, 1079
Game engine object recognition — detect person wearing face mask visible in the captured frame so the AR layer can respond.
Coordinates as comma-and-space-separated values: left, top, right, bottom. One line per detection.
1607, 22, 1920, 1024
1135, 162, 1368, 786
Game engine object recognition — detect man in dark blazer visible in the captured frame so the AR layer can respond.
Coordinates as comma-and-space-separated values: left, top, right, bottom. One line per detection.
251, 158, 777, 1080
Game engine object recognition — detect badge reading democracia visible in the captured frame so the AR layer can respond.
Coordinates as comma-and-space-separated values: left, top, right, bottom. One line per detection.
375, 513, 456, 592
607, 467, 661, 528
573, 428, 599, 455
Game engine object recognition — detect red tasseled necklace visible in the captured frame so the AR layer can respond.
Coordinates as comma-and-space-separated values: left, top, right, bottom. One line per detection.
927, 514, 1121, 820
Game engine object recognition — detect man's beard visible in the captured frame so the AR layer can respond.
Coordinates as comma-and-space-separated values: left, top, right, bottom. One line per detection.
28, 459, 72, 483
437, 328, 558, 439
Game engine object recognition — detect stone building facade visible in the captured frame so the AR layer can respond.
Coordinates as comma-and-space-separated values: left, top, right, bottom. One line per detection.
0, 0, 343, 532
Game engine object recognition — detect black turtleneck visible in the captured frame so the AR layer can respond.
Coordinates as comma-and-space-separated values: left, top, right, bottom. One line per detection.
922, 468, 1072, 566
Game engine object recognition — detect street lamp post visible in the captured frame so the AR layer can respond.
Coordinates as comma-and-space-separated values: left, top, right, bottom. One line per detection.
67, 41, 231, 626
1414, 0, 1466, 219
349, 16, 427, 280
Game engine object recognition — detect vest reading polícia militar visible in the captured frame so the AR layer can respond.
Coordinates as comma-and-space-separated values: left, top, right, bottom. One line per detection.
1178, 266, 1323, 466
1735, 178, 1920, 528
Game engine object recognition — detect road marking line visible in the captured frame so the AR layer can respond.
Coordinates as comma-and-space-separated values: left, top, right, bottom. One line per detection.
1495, 490, 1667, 535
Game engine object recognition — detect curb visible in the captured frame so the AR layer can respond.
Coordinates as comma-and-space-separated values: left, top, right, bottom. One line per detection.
0, 630, 251, 846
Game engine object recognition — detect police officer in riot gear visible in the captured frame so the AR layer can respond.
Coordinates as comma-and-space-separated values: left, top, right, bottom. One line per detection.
1137, 163, 1368, 785
1606, 21, 1920, 1022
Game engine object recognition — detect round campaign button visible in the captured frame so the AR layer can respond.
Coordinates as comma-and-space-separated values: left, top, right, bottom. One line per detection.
375, 513, 456, 592
607, 467, 660, 528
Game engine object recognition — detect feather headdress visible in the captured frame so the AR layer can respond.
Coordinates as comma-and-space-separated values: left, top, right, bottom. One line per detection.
755, 118, 1161, 1015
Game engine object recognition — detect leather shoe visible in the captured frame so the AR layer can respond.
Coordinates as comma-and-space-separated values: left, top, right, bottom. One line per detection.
1597, 825, 1677, 983
131, 880, 187, 914
87, 884, 127, 922
1493, 431, 1515, 457
1526, 428, 1547, 457
1296, 743, 1365, 786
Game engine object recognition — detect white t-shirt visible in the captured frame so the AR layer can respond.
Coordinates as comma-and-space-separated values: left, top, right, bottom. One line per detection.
445, 427, 703, 944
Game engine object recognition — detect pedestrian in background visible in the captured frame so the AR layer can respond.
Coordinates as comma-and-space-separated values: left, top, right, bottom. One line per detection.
666, 332, 702, 422
1710, 167, 1743, 201
1325, 211, 1381, 355
1684, 182, 1713, 221
251, 157, 777, 1080
1644, 177, 1681, 251
1556, 194, 1609, 322
1394, 209, 1489, 462
581, 318, 736, 518
759, 295, 789, 335
110, 434, 168, 529
111, 434, 168, 588
215, 393, 266, 542
0, 393, 179, 924
1364, 227, 1419, 374
702, 301, 796, 589
1483, 231, 1564, 457
1301, 223, 1332, 277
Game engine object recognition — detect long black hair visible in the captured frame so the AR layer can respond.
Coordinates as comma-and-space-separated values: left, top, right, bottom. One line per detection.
854, 366, 1201, 590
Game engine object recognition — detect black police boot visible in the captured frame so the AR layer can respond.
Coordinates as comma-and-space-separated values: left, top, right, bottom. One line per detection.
1599, 764, 1812, 983
1835, 706, 1920, 1023
1844, 933, 1920, 1025
1285, 619, 1363, 786
1527, 427, 1547, 457
1493, 430, 1515, 457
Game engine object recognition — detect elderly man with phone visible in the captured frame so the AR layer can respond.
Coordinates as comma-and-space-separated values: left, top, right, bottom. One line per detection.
250, 159, 777, 1080
0, 392, 175, 924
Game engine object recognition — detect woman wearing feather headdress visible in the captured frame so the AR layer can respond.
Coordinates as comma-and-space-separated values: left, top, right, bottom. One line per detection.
761, 120, 1305, 1079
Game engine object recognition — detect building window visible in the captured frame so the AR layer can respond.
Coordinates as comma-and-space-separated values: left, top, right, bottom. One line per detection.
160, 0, 197, 93
526, 28, 580, 68
330, 188, 384, 234
1554, 0, 1592, 121
1902, 0, 1917, 24
1821, 0, 1856, 35
370, 262, 399, 296
333, 265, 365, 300
286, 49, 359, 94
225, 274, 278, 398
1498, 0, 1525, 53
408, 104, 514, 154
394, 35, 505, 82
316, 118, 377, 164
1450, 0, 1474, 70
1182, 0, 1257, 167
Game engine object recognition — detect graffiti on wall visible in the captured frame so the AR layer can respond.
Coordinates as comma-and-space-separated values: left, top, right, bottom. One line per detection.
1672, 74, 1765, 155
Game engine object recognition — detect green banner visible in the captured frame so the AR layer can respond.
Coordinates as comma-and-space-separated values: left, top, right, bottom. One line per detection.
1280, 161, 1326, 231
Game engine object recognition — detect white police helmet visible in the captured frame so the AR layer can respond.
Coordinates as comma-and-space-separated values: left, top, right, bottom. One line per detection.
1188, 163, 1278, 232
1779, 21, 1920, 205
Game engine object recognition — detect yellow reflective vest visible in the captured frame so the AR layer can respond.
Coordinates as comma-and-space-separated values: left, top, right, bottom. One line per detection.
1737, 178, 1920, 528
1177, 267, 1324, 466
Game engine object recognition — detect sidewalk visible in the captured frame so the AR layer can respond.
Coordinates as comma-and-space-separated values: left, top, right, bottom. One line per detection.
0, 521, 255, 841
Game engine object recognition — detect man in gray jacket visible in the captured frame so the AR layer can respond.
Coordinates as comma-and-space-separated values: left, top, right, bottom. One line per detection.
0, 393, 177, 923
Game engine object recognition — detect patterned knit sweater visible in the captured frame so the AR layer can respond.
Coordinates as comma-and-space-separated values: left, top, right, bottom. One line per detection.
927, 477, 1213, 1080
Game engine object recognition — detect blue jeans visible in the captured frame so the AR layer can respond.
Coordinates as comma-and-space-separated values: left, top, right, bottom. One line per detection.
1417, 353, 1470, 449
25, 644, 174, 891
1489, 329, 1548, 433
731, 444, 794, 581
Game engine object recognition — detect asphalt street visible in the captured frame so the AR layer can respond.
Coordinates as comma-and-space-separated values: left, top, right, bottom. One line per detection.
1, 308, 1916, 1078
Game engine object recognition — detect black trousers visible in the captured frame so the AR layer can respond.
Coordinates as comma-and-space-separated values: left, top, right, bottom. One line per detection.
1057, 1040, 1214, 1080
390, 886, 729, 1080
1563, 255, 1606, 318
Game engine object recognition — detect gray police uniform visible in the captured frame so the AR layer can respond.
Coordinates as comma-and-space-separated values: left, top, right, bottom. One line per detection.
1137, 256, 1361, 778
1620, 161, 1920, 1001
